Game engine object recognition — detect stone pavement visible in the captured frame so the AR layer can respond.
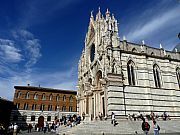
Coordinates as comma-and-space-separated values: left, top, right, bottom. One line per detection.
56, 119, 180, 135
19, 130, 56, 135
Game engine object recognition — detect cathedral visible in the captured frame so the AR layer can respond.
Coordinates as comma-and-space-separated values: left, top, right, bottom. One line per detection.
77, 8, 180, 120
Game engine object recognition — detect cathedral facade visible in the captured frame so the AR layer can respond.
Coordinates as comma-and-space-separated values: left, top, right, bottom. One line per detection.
77, 9, 180, 120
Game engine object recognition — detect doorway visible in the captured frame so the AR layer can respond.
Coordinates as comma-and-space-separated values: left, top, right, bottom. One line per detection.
38, 116, 44, 128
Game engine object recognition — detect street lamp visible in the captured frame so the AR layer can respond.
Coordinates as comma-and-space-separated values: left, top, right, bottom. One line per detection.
57, 106, 60, 120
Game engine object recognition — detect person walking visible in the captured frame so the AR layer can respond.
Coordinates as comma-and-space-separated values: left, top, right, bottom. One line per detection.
142, 118, 150, 135
153, 121, 160, 135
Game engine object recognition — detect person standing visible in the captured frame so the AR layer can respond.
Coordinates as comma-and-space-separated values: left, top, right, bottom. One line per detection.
13, 123, 18, 135
142, 118, 150, 135
43, 122, 47, 133
153, 121, 160, 135
111, 112, 115, 126
82, 112, 85, 121
28, 124, 32, 133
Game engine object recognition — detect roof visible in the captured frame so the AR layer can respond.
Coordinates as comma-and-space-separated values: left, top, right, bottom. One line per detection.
0, 97, 13, 103
14, 86, 77, 94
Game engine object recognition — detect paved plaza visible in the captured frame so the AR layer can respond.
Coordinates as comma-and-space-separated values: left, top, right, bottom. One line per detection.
20, 130, 56, 135
19, 131, 180, 135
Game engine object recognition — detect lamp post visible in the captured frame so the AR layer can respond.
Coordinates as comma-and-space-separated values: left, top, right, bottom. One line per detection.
57, 106, 60, 120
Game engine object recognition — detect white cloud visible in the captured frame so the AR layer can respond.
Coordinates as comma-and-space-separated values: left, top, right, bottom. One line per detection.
0, 29, 43, 100
127, 6, 180, 41
0, 39, 22, 63
25, 39, 41, 68
12, 29, 42, 68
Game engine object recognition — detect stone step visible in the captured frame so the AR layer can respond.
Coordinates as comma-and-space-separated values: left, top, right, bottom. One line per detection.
57, 120, 180, 135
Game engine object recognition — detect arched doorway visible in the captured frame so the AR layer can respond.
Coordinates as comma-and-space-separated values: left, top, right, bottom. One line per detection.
38, 116, 44, 128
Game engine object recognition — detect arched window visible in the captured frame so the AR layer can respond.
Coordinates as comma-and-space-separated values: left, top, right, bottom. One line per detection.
55, 105, 60, 111
127, 60, 135, 85
62, 106, 66, 112
69, 96, 73, 102
56, 95, 60, 101
16, 91, 21, 99
49, 94, 53, 101
63, 95, 66, 101
23, 103, 28, 110
40, 104, 45, 111
34, 93, 38, 100
16, 103, 20, 109
25, 92, 30, 99
42, 93, 46, 100
32, 104, 36, 110
48, 105, 52, 111
132, 48, 137, 52
96, 71, 102, 88
69, 106, 73, 112
176, 67, 180, 88
153, 64, 161, 88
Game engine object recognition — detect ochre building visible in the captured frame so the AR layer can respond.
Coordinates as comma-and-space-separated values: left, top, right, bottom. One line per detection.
11, 85, 77, 127
77, 9, 180, 120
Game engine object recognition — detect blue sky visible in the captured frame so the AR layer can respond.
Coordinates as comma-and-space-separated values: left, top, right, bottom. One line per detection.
0, 0, 180, 100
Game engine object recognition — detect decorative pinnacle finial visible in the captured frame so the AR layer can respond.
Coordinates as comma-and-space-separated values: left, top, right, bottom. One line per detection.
91, 10, 93, 18
142, 40, 145, 45
99, 7, 101, 12
160, 43, 163, 49
164, 49, 166, 55
106, 8, 110, 14
175, 48, 178, 52
123, 36, 126, 41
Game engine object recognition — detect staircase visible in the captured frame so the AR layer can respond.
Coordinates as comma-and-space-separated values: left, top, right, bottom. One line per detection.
56, 120, 180, 135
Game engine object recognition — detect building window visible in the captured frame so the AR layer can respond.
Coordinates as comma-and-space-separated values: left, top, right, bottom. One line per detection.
69, 96, 73, 102
40, 104, 45, 111
127, 60, 135, 85
34, 93, 38, 100
56, 95, 60, 101
176, 67, 180, 88
16, 92, 21, 99
32, 104, 37, 110
153, 64, 161, 88
31, 116, 35, 121
48, 105, 52, 111
13, 115, 18, 121
24, 103, 28, 110
49, 94, 53, 101
63, 95, 66, 102
47, 116, 51, 121
42, 93, 46, 100
25, 92, 30, 99
62, 106, 66, 112
69, 106, 72, 112
22, 115, 27, 121
16, 103, 20, 109
55, 105, 60, 111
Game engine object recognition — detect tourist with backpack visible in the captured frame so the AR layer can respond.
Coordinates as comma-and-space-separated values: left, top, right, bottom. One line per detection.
153, 121, 160, 135
142, 118, 150, 135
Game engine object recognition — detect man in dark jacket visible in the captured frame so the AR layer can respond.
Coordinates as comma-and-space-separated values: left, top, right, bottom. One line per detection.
142, 118, 150, 135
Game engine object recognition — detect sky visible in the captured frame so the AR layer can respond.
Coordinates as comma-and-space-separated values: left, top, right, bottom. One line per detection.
0, 0, 180, 100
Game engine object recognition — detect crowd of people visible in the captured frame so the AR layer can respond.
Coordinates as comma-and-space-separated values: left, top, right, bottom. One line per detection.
32, 114, 82, 133
127, 111, 171, 121
0, 111, 171, 135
